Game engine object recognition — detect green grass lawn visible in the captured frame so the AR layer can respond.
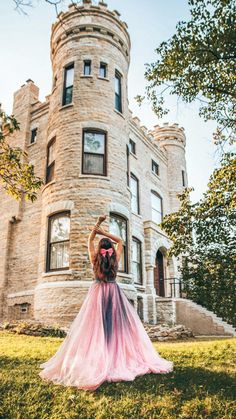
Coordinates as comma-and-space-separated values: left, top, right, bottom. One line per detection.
0, 331, 235, 419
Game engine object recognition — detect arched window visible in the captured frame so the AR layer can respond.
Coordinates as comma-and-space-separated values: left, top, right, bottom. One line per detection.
82, 129, 107, 176
130, 173, 140, 214
46, 211, 70, 271
132, 237, 142, 284
109, 213, 128, 273
151, 190, 163, 224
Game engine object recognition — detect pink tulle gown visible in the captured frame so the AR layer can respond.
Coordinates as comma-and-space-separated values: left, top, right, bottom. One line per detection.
39, 275, 173, 391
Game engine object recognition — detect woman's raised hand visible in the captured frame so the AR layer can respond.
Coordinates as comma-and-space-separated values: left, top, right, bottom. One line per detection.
97, 215, 106, 225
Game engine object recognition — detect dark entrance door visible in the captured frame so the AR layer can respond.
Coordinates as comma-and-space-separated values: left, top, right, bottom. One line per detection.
154, 250, 165, 296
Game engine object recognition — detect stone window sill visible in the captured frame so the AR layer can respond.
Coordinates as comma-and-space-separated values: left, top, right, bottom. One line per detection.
130, 151, 137, 159
80, 75, 93, 78
131, 211, 142, 219
135, 284, 145, 291
27, 141, 37, 147
97, 76, 109, 81
59, 103, 74, 111
79, 174, 110, 180
152, 171, 161, 180
42, 180, 56, 193
114, 108, 125, 119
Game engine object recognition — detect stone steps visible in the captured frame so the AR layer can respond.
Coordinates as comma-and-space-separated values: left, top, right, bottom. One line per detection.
174, 298, 236, 337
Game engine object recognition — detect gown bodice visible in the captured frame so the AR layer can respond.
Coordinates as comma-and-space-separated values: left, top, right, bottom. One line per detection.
94, 275, 116, 283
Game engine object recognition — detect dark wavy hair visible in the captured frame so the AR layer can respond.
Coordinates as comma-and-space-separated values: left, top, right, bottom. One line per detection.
93, 237, 118, 283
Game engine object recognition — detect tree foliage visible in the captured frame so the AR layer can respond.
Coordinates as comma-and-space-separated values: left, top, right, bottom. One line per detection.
160, 152, 236, 326
136, 0, 236, 147
0, 110, 44, 201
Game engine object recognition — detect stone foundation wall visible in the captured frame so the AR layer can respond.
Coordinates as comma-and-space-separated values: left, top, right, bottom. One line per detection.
156, 298, 175, 325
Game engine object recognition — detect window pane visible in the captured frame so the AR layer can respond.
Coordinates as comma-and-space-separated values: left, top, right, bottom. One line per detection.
30, 128, 37, 144
83, 154, 104, 174
109, 215, 126, 243
132, 261, 141, 283
50, 215, 70, 242
65, 67, 74, 87
152, 208, 162, 224
132, 239, 138, 261
118, 245, 125, 271
84, 132, 105, 153
48, 141, 55, 166
115, 74, 121, 94
115, 94, 122, 112
99, 63, 106, 77
151, 192, 162, 213
129, 139, 135, 154
50, 241, 69, 269
109, 215, 127, 272
84, 61, 91, 75
131, 176, 138, 212
46, 162, 54, 183
64, 86, 73, 105
132, 239, 141, 264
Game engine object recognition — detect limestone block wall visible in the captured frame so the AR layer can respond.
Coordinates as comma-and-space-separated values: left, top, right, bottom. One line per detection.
0, 1, 189, 327
0, 81, 47, 319
156, 299, 175, 326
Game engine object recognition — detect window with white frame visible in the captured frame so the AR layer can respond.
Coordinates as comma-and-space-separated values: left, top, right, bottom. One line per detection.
46, 212, 70, 271
132, 237, 142, 284
151, 190, 163, 224
99, 62, 107, 78
109, 213, 128, 273
84, 60, 91, 76
82, 129, 106, 175
130, 173, 139, 214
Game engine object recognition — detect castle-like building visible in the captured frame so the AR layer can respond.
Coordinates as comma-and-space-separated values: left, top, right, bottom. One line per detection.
0, 0, 189, 327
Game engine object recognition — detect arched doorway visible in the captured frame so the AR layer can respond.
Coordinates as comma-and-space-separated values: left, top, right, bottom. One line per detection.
154, 249, 165, 296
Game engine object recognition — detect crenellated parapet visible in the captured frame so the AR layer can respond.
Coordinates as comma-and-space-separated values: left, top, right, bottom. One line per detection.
149, 122, 186, 149
50, 0, 130, 67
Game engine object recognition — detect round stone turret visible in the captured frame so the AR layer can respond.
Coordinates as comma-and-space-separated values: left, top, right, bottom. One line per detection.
34, 1, 132, 324
150, 123, 188, 213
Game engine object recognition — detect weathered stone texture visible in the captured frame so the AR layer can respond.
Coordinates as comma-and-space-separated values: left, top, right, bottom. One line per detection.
0, 2, 188, 327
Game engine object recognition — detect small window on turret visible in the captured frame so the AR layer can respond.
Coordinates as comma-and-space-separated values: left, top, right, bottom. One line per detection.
84, 60, 91, 76
30, 128, 38, 144
152, 159, 159, 176
115, 70, 122, 113
129, 139, 136, 155
62, 63, 74, 106
99, 62, 107, 78
182, 170, 186, 187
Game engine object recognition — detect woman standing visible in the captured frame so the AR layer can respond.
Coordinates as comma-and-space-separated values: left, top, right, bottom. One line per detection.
39, 215, 173, 390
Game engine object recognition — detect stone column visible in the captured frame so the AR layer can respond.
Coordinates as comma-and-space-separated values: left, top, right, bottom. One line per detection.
145, 265, 156, 295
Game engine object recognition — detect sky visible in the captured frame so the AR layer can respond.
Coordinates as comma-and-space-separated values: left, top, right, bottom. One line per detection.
0, 0, 219, 204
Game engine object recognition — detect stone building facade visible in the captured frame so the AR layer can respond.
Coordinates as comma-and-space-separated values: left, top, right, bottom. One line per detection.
0, 0, 188, 327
